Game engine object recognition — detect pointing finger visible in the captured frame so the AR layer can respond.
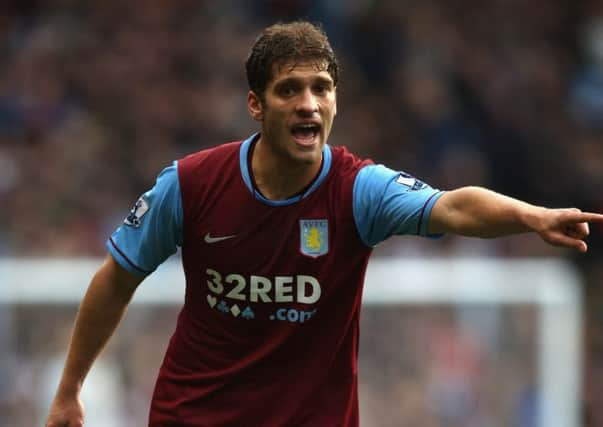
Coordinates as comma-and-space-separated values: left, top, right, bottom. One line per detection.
576, 212, 603, 223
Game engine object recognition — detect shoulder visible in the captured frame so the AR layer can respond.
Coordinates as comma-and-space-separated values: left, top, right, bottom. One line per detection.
328, 145, 374, 177
177, 140, 247, 206
179, 140, 243, 170
178, 140, 244, 185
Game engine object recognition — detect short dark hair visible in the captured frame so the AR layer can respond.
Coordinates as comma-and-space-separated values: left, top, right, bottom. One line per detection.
245, 21, 339, 98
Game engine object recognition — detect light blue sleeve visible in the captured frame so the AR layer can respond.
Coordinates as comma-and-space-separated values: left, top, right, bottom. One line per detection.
106, 162, 183, 276
353, 164, 445, 247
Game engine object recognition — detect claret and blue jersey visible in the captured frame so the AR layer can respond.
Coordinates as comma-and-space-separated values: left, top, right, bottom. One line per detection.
108, 134, 443, 275
106, 133, 444, 427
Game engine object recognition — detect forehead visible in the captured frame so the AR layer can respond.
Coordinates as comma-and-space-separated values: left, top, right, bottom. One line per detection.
269, 60, 334, 85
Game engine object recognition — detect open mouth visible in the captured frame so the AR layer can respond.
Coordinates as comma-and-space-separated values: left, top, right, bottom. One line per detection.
290, 123, 321, 145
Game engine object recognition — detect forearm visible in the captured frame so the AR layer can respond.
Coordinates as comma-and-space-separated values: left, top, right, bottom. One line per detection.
429, 186, 546, 237
55, 256, 140, 397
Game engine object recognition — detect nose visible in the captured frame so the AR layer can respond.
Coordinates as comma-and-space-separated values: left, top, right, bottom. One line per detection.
295, 88, 319, 116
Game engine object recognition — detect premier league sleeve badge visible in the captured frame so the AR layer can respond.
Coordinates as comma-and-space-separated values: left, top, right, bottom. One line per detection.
124, 196, 150, 228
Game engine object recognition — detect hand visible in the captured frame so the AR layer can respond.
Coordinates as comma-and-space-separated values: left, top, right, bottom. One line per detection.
45, 394, 84, 427
536, 208, 603, 253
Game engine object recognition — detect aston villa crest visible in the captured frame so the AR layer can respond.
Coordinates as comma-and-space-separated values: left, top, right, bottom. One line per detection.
300, 219, 328, 258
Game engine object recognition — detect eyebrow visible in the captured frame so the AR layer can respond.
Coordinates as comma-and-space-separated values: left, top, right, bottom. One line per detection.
274, 75, 334, 87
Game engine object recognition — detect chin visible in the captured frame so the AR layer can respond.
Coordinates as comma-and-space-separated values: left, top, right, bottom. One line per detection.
290, 148, 321, 166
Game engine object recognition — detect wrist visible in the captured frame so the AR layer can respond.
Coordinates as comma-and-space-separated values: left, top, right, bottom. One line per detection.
521, 205, 548, 233
56, 378, 83, 398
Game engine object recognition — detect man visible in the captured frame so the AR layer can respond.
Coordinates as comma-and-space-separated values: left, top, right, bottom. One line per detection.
46, 21, 603, 426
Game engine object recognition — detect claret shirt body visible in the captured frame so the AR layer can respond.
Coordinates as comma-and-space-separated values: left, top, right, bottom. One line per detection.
107, 134, 444, 426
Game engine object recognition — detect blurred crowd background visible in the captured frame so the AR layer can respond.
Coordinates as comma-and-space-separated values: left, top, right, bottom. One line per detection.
1, 0, 602, 425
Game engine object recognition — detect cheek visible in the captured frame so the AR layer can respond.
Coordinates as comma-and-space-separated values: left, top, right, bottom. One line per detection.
325, 105, 337, 125
272, 111, 289, 128
324, 99, 337, 119
263, 111, 288, 135
329, 93, 337, 116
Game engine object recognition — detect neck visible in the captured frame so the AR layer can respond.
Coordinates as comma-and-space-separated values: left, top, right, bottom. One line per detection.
251, 136, 323, 201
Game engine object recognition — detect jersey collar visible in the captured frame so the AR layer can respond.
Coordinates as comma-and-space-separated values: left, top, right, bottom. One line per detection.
239, 133, 332, 206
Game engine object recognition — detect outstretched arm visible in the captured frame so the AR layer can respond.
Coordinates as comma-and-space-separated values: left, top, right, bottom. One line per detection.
46, 254, 144, 427
428, 186, 603, 252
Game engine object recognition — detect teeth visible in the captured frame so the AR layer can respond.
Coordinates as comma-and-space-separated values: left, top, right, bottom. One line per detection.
295, 124, 318, 130
291, 123, 319, 140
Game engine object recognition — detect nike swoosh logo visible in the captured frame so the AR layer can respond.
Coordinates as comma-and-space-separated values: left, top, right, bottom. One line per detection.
204, 233, 237, 244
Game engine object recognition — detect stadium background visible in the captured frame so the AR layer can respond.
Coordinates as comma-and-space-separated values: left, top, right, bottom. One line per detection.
0, 0, 602, 425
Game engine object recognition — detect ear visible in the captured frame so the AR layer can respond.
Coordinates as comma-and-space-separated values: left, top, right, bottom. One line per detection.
247, 91, 263, 121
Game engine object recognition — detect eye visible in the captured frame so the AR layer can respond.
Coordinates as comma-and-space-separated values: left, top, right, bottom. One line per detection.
313, 82, 332, 96
277, 83, 297, 97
